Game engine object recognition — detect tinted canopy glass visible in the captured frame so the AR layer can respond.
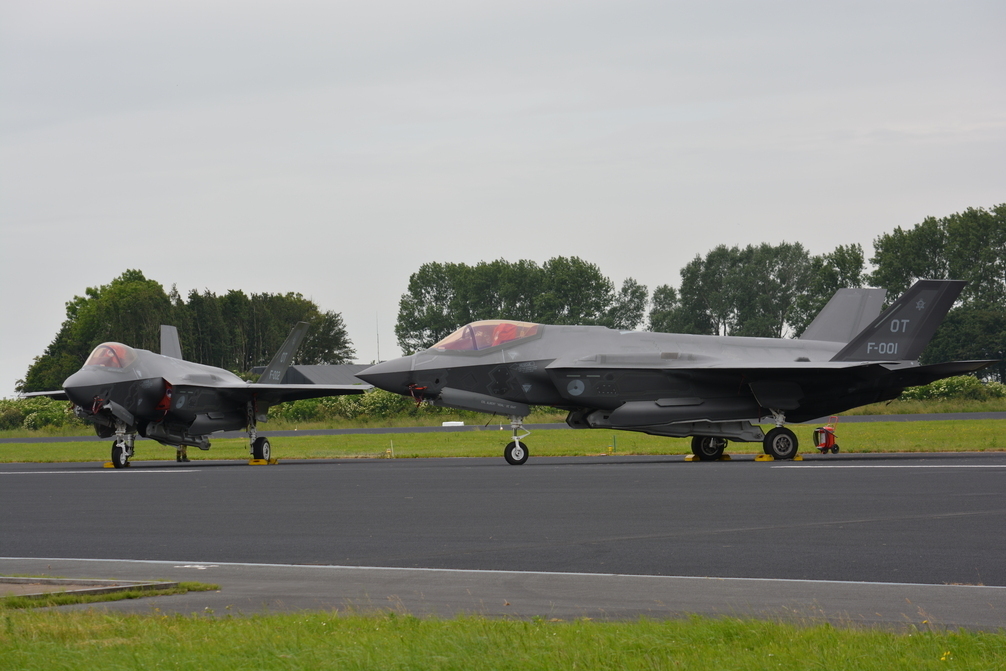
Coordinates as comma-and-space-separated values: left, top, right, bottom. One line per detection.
432, 320, 540, 352
85, 343, 137, 369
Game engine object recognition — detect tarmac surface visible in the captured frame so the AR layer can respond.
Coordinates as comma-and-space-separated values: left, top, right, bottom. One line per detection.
3, 450, 1006, 628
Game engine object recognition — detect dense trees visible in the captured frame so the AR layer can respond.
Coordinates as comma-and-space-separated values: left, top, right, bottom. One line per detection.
18, 270, 355, 392
869, 204, 1005, 381
647, 243, 866, 338
395, 257, 647, 353
20, 204, 1003, 397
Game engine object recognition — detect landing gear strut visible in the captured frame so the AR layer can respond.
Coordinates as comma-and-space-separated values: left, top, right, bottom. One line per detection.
762, 410, 799, 460
247, 401, 272, 462
504, 415, 530, 465
110, 421, 135, 469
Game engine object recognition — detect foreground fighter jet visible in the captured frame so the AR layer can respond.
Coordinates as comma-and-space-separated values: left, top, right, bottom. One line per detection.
29, 323, 368, 467
359, 280, 995, 464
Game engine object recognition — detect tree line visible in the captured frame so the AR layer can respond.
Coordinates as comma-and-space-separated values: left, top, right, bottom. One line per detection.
16, 204, 1004, 395
394, 204, 1004, 380
394, 257, 647, 353
18, 270, 355, 393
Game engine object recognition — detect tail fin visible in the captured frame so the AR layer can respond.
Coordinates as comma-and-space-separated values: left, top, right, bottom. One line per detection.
800, 288, 887, 343
161, 325, 183, 360
831, 280, 965, 362
257, 322, 310, 383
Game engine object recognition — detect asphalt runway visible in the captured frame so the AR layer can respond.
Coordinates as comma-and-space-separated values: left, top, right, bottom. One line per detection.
4, 452, 1006, 628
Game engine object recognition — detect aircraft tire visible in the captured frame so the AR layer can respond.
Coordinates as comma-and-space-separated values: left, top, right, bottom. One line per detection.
691, 436, 727, 461
763, 427, 799, 460
252, 437, 271, 461
110, 441, 129, 469
504, 441, 528, 465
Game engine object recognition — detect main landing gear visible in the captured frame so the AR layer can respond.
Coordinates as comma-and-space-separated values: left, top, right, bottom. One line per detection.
503, 415, 530, 465
247, 401, 272, 462
762, 410, 799, 460
691, 436, 728, 461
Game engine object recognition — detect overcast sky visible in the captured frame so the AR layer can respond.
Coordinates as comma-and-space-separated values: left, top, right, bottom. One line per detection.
1, 0, 1003, 397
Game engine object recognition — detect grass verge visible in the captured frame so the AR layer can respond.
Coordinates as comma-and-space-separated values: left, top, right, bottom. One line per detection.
1, 611, 1003, 670
1, 582, 219, 610
3, 398, 1003, 442
0, 419, 1004, 463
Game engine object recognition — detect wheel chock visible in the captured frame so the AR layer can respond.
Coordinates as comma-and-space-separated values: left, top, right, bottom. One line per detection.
685, 454, 698, 461
792, 455, 803, 461
754, 454, 774, 461
719, 454, 732, 461
103, 461, 115, 468
248, 458, 279, 465
684, 454, 732, 462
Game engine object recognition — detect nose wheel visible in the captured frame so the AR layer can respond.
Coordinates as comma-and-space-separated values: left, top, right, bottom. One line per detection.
504, 415, 530, 465
110, 421, 135, 468
504, 440, 528, 465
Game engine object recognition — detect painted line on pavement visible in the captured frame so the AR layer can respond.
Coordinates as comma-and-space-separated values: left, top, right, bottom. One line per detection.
0, 470, 199, 475
4, 556, 1006, 591
774, 464, 1006, 469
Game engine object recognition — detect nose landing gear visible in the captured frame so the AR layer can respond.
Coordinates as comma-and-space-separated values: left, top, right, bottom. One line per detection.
503, 415, 530, 465
110, 421, 135, 468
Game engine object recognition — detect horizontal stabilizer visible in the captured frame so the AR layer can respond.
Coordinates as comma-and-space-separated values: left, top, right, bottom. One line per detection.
216, 382, 370, 406
831, 280, 965, 362
20, 390, 69, 401
800, 288, 887, 343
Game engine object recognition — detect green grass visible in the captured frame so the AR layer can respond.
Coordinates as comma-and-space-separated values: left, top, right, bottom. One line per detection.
0, 582, 219, 610
844, 398, 1006, 415
2, 398, 1003, 442
1, 419, 1004, 463
1, 611, 1003, 670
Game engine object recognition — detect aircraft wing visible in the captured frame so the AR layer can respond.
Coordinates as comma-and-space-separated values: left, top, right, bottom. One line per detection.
19, 390, 70, 401
547, 356, 996, 376
214, 383, 371, 405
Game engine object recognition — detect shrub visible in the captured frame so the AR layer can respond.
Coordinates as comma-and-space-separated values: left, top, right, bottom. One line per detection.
900, 375, 1006, 401
0, 397, 84, 430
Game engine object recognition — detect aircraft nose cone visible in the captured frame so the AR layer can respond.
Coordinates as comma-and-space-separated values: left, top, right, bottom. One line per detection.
61, 368, 104, 405
357, 358, 414, 394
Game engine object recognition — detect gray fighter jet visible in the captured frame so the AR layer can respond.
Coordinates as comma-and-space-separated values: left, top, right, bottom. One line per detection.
29, 323, 368, 467
358, 280, 995, 464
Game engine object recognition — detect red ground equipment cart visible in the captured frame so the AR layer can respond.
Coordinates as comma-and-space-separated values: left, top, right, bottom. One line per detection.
813, 416, 840, 454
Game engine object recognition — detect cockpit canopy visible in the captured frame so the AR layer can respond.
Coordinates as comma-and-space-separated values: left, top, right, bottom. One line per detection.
84, 343, 137, 369
431, 320, 541, 352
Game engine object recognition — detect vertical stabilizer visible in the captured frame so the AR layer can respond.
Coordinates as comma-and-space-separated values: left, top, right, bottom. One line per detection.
257, 322, 310, 384
800, 288, 887, 343
160, 325, 184, 360
831, 280, 965, 362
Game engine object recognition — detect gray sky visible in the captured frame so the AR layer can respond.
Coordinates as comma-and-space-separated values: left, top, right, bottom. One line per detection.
2, 0, 1004, 397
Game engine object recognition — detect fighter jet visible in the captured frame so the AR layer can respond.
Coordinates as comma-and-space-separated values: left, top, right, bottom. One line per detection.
358, 280, 995, 464
28, 323, 368, 467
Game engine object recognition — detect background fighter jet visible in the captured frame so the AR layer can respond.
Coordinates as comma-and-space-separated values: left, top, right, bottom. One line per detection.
358, 280, 996, 464
28, 323, 368, 467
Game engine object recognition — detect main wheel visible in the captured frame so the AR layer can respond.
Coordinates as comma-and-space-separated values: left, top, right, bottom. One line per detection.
252, 437, 271, 461
504, 441, 528, 465
763, 427, 799, 460
111, 441, 130, 469
691, 436, 727, 461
